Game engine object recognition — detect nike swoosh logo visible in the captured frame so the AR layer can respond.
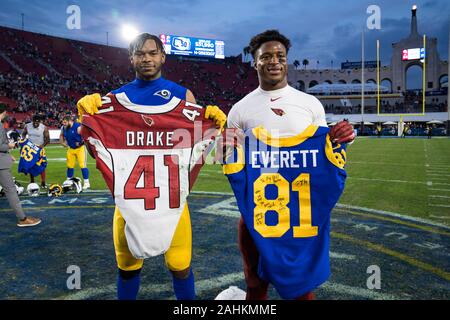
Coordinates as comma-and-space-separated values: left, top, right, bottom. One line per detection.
270, 97, 281, 102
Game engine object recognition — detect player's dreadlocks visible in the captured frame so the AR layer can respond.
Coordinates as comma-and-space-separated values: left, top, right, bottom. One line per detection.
129, 33, 165, 56
249, 29, 291, 58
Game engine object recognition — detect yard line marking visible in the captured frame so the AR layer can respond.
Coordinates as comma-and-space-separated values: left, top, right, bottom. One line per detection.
429, 188, 450, 192
190, 194, 225, 198
335, 203, 450, 230
348, 177, 426, 185
426, 164, 450, 168
39, 145, 64, 149
349, 161, 424, 168
427, 174, 450, 177
13, 191, 110, 198
83, 189, 109, 193
429, 195, 450, 199
429, 182, 450, 186
331, 231, 450, 282
429, 204, 450, 208
430, 215, 450, 220
333, 208, 450, 236
193, 190, 234, 196
0, 205, 116, 212
427, 171, 450, 175
329, 252, 356, 260
199, 173, 211, 176
15, 179, 31, 184
319, 282, 401, 300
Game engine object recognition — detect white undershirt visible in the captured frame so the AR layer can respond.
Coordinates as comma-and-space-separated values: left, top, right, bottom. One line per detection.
227, 85, 327, 137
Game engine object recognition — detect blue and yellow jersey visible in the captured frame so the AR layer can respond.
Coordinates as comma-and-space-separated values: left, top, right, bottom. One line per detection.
62, 122, 83, 149
111, 77, 187, 103
223, 125, 347, 299
18, 138, 47, 176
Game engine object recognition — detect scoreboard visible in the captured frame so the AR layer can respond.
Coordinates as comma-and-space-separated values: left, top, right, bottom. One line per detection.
402, 48, 425, 61
159, 34, 225, 59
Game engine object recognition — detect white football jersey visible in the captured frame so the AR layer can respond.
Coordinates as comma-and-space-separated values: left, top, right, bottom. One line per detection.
81, 93, 217, 259
227, 85, 327, 136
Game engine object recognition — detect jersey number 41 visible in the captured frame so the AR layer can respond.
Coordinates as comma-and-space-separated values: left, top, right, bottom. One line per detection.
124, 154, 180, 210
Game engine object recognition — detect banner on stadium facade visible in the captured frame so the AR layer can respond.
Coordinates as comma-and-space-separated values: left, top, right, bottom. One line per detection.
341, 61, 378, 69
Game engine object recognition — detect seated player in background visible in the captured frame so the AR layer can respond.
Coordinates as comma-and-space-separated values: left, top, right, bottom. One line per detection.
226, 30, 354, 300
21, 114, 49, 188
59, 115, 90, 190
76, 33, 226, 300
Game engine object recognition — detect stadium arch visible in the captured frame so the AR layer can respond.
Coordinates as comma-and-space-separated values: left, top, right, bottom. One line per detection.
324, 80, 332, 84
439, 74, 448, 89
338, 79, 347, 84
405, 63, 423, 90
309, 80, 318, 88
351, 79, 361, 84
381, 78, 393, 92
297, 80, 305, 91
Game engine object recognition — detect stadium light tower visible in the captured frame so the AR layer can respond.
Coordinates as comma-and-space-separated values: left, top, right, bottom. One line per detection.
121, 24, 139, 42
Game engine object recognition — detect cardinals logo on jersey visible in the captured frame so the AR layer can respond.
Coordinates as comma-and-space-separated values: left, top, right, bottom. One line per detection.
141, 115, 154, 127
271, 108, 286, 116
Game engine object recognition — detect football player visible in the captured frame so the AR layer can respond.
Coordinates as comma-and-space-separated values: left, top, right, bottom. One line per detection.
21, 114, 50, 188
17, 138, 48, 177
60, 115, 90, 190
0, 103, 41, 227
226, 30, 354, 300
76, 33, 226, 300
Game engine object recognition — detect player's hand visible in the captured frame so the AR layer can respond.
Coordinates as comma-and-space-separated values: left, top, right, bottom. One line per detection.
329, 120, 355, 144
8, 142, 16, 149
77, 93, 102, 121
10, 155, 16, 162
205, 105, 227, 131
213, 128, 245, 164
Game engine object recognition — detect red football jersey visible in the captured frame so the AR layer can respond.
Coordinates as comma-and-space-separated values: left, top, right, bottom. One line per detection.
81, 92, 218, 258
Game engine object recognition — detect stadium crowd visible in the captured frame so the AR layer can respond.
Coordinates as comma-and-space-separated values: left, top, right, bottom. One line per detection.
0, 26, 259, 129
0, 26, 447, 130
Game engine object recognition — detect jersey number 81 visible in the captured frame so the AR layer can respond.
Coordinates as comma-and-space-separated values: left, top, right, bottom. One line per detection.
253, 173, 318, 238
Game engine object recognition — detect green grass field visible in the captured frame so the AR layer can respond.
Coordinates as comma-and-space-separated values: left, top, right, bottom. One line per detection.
10, 137, 450, 225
